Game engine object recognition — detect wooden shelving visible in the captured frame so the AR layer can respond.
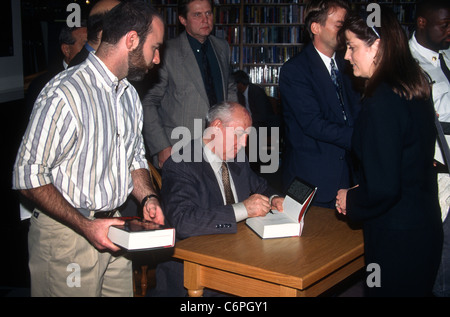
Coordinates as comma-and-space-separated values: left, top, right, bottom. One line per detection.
149, 0, 417, 97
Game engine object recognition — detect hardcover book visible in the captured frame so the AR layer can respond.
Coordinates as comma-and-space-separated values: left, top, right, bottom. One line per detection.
246, 177, 317, 239
108, 218, 175, 251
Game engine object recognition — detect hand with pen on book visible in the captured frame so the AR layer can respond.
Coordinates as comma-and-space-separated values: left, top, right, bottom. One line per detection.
244, 192, 284, 218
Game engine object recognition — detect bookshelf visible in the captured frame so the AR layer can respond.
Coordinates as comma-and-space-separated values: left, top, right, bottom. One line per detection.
214, 1, 306, 97
150, 0, 417, 98
348, 1, 417, 37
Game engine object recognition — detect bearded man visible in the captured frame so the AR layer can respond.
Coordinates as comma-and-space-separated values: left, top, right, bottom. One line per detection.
12, 0, 165, 297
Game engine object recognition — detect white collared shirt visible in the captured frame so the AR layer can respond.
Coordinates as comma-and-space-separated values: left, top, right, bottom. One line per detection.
13, 53, 148, 212
314, 46, 337, 75
409, 33, 450, 222
409, 32, 450, 121
202, 139, 248, 222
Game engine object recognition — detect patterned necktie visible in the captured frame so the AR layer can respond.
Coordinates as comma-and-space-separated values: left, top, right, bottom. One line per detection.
330, 58, 348, 122
221, 162, 235, 205
439, 53, 450, 84
201, 42, 217, 106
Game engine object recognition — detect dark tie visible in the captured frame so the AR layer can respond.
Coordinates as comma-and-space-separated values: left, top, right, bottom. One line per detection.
439, 53, 450, 84
201, 42, 217, 106
221, 162, 235, 205
330, 58, 348, 122
435, 114, 450, 173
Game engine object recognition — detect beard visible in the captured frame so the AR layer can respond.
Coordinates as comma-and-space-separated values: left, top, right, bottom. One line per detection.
127, 45, 152, 82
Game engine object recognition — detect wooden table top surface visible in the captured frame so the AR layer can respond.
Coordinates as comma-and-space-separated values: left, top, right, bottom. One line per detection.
173, 206, 364, 290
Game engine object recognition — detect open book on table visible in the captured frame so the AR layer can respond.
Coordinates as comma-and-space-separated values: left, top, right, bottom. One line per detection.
246, 177, 317, 239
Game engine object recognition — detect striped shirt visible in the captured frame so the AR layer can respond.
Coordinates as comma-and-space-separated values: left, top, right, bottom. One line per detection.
13, 53, 148, 212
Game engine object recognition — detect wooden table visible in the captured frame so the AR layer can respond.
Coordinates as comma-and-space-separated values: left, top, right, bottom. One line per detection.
173, 206, 364, 297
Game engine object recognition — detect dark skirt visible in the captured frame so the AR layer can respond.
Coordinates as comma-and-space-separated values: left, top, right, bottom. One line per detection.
363, 223, 443, 297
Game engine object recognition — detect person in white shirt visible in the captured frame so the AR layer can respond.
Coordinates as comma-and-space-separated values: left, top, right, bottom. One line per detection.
409, 0, 450, 297
13, 1, 165, 297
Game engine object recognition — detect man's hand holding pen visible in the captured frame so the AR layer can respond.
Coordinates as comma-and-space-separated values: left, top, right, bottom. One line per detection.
244, 192, 284, 218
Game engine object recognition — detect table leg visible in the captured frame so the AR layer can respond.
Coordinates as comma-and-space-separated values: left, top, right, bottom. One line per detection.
187, 289, 204, 297
184, 261, 204, 297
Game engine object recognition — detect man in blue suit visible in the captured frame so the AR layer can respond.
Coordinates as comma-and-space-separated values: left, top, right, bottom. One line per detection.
279, 0, 361, 208
150, 102, 284, 296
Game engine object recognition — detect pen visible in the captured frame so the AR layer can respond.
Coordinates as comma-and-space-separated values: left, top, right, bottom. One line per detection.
250, 191, 273, 214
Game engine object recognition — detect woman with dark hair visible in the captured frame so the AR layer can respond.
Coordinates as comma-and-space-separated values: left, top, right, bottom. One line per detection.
335, 7, 443, 296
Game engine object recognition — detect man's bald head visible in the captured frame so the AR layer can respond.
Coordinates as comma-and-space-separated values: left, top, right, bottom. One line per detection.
89, 0, 121, 17
86, 0, 121, 47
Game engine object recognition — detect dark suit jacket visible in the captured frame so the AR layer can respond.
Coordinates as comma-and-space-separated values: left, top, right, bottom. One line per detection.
68, 45, 90, 68
279, 43, 361, 206
244, 83, 275, 128
346, 83, 443, 296
150, 139, 277, 296
161, 139, 276, 240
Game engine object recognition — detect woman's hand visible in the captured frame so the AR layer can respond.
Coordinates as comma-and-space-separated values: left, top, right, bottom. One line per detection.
336, 185, 359, 215
336, 189, 349, 215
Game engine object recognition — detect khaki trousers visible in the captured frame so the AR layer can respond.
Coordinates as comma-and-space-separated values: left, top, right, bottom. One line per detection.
28, 209, 133, 297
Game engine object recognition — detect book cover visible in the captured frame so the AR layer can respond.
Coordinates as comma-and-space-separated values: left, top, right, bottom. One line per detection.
108, 218, 175, 251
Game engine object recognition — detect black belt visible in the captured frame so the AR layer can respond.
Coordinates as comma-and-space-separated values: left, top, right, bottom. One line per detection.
94, 210, 117, 218
77, 208, 118, 218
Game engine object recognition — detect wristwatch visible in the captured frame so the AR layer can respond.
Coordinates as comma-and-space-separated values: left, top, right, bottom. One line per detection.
141, 194, 159, 208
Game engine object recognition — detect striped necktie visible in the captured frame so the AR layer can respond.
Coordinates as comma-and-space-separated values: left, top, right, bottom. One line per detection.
330, 58, 348, 122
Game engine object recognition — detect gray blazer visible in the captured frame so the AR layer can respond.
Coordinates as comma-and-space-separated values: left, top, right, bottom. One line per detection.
142, 31, 237, 156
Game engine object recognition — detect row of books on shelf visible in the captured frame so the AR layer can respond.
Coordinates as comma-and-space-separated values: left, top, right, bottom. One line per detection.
214, 5, 305, 25
214, 7, 240, 24
215, 26, 240, 44
215, 25, 306, 45
158, 6, 178, 25
241, 45, 302, 64
243, 5, 304, 24
243, 25, 305, 44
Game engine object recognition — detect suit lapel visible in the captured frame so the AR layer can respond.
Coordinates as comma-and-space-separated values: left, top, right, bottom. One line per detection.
201, 160, 225, 206
209, 36, 227, 98
307, 45, 349, 123
194, 142, 225, 205
179, 32, 209, 104
227, 161, 248, 202
335, 55, 355, 126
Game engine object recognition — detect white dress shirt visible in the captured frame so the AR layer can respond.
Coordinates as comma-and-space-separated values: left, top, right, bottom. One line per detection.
314, 46, 338, 75
202, 140, 248, 222
409, 33, 450, 121
409, 33, 450, 221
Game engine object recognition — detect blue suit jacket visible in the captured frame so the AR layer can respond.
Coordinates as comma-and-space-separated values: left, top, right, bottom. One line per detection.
151, 139, 277, 296
161, 139, 275, 240
280, 43, 361, 206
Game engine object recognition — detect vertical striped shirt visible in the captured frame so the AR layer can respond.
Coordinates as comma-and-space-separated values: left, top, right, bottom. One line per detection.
13, 53, 148, 211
